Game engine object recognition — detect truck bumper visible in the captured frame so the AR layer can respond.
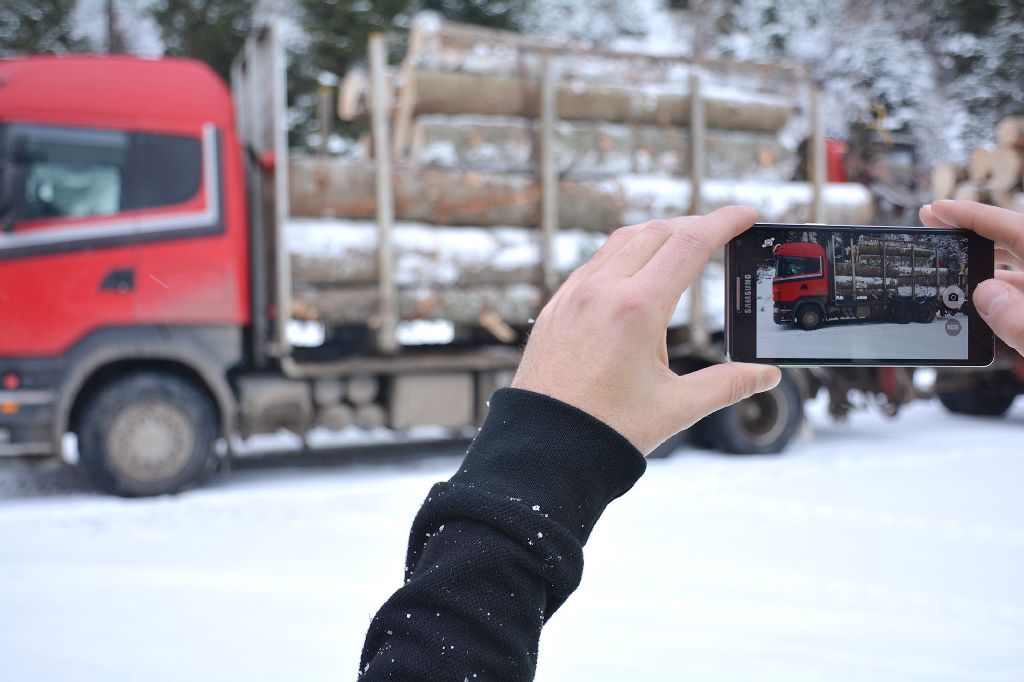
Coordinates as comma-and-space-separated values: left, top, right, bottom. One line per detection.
773, 306, 794, 325
0, 389, 56, 456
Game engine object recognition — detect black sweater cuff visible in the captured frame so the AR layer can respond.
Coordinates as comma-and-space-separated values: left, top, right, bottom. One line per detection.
450, 387, 646, 544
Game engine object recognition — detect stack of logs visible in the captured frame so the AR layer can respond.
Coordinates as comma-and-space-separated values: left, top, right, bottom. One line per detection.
289, 14, 874, 332
932, 116, 1024, 212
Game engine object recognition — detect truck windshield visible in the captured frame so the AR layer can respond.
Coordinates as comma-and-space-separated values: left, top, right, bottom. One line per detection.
775, 255, 821, 277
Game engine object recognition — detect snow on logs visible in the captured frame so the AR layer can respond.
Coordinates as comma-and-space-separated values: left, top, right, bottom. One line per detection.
289, 156, 873, 232
405, 69, 792, 132
410, 115, 797, 180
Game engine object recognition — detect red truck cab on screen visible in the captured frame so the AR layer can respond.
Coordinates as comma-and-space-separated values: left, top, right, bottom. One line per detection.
771, 242, 829, 329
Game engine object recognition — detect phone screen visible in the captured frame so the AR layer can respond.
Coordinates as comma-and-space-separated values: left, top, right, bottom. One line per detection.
727, 223, 994, 366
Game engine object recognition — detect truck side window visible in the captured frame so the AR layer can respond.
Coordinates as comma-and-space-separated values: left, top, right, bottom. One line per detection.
124, 133, 202, 211
6, 124, 203, 225
777, 256, 822, 277
18, 126, 127, 221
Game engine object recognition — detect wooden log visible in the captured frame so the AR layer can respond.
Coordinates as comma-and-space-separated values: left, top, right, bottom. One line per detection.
290, 157, 875, 229
952, 182, 990, 203
294, 284, 543, 325
286, 220, 606, 288
411, 115, 796, 180
313, 378, 346, 406
987, 148, 1023, 193
411, 12, 809, 90
407, 69, 792, 131
346, 375, 381, 406
931, 163, 964, 201
996, 116, 1024, 151
289, 156, 623, 230
355, 404, 388, 430
836, 264, 949, 278
316, 404, 355, 430
967, 148, 993, 183
338, 69, 367, 121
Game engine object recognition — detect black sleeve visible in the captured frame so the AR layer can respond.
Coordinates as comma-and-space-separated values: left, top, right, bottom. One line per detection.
357, 387, 646, 681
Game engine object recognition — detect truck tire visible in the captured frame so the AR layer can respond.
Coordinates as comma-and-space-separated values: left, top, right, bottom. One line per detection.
704, 372, 804, 454
796, 304, 823, 331
938, 382, 1017, 417
77, 371, 218, 496
913, 303, 936, 324
646, 419, 716, 459
893, 303, 912, 324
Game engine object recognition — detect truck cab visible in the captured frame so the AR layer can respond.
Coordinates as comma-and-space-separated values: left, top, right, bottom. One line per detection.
0, 55, 250, 489
772, 241, 828, 328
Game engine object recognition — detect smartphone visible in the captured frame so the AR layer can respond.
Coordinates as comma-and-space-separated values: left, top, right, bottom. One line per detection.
726, 222, 995, 366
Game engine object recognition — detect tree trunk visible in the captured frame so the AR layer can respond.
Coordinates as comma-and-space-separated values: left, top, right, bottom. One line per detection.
411, 115, 796, 180
930, 162, 964, 201
996, 116, 1024, 151
967, 148, 993, 183
292, 284, 543, 326
289, 157, 874, 229
287, 220, 605, 287
407, 69, 792, 132
952, 182, 990, 203
987, 147, 1023, 193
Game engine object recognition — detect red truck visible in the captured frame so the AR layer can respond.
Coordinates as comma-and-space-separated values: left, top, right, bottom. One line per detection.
772, 235, 966, 330
0, 26, 832, 495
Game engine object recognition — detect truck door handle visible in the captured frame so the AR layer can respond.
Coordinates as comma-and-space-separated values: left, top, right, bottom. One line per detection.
100, 267, 135, 293
800, 284, 808, 290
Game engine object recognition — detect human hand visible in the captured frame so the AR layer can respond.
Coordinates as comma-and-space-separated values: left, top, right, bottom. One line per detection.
511, 206, 781, 455
920, 200, 1024, 356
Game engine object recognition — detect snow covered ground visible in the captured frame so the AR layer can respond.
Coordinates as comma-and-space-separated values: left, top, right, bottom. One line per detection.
2, 395, 1023, 681
756, 270, 970, 360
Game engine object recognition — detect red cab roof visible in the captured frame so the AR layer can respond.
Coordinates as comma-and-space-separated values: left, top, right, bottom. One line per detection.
775, 241, 825, 257
0, 55, 234, 133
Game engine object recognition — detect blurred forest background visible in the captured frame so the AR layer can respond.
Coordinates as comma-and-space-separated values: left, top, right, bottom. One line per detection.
1, 0, 1021, 167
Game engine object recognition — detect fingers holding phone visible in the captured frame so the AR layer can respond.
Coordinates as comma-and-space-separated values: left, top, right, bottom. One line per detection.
512, 206, 780, 455
920, 200, 1024, 356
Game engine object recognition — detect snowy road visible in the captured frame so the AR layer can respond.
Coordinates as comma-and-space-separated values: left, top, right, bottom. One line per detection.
1, 396, 1023, 681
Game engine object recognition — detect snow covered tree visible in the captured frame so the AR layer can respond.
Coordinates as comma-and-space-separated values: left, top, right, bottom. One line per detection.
0, 0, 90, 57
928, 0, 1024, 151
421, 0, 526, 29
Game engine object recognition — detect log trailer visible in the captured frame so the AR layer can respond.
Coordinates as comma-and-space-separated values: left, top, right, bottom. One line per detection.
0, 23, 883, 495
772, 235, 966, 331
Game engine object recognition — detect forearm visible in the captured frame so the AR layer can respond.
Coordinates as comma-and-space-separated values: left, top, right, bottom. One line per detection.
358, 388, 646, 681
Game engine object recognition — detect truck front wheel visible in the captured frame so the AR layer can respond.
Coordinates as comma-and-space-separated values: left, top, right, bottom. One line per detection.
77, 371, 218, 496
796, 304, 823, 331
704, 372, 804, 454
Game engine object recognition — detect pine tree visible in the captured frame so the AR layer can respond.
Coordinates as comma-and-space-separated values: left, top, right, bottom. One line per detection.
149, 0, 256, 81
929, 0, 1024, 148
0, 0, 90, 57
290, 0, 525, 149
422, 0, 526, 29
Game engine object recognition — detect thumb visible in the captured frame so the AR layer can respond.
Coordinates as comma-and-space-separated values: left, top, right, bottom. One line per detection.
973, 279, 1024, 356
669, 362, 782, 428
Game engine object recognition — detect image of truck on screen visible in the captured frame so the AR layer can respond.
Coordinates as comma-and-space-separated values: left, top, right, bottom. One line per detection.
771, 231, 969, 331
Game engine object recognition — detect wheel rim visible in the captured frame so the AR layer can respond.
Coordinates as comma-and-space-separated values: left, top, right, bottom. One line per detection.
106, 400, 195, 483
802, 310, 818, 328
737, 389, 790, 447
